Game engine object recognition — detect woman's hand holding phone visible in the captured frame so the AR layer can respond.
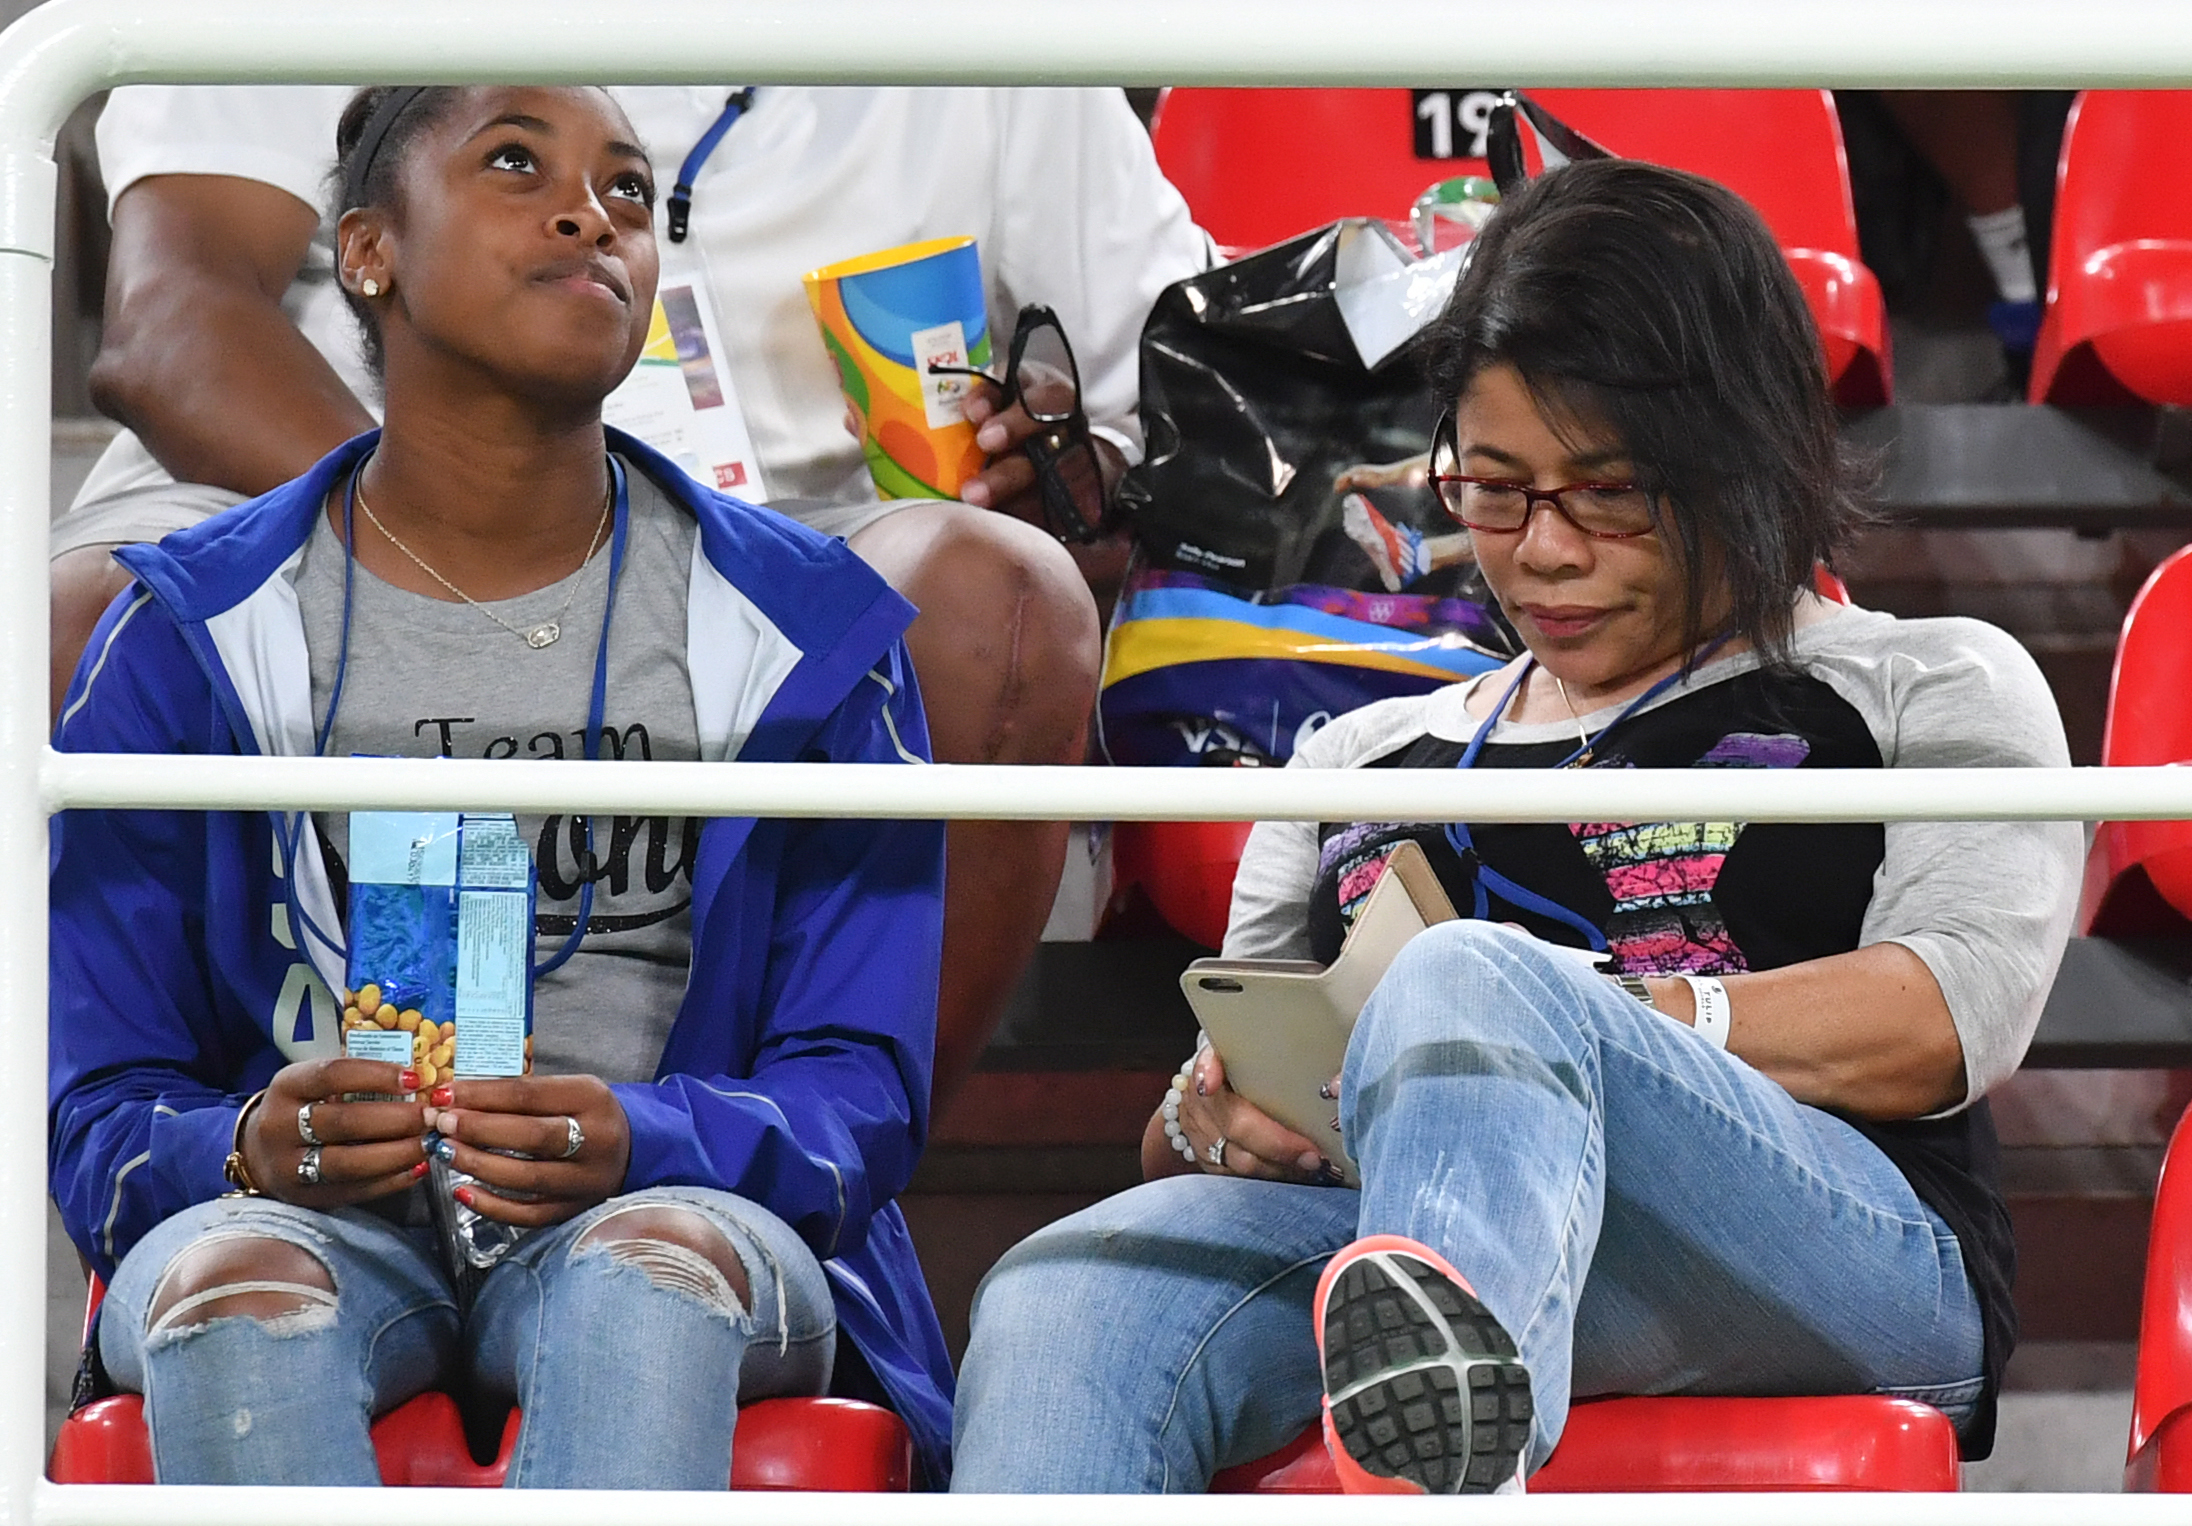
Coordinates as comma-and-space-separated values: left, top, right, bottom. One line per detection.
1151, 1046, 1343, 1186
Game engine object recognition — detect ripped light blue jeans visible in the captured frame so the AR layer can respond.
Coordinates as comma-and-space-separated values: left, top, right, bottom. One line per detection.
98, 1185, 835, 1488
953, 922, 1986, 1492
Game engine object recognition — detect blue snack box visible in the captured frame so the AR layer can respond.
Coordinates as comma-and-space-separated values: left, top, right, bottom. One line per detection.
341, 811, 534, 1081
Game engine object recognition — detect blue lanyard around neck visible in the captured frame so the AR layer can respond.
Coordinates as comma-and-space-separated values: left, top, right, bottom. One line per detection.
281, 454, 632, 982
667, 88, 755, 243
1441, 655, 1704, 953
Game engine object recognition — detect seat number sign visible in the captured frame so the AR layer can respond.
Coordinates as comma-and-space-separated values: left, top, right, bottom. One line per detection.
1412, 89, 1504, 161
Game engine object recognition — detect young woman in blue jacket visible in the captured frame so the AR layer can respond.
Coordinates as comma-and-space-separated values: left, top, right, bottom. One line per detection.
49, 85, 953, 1488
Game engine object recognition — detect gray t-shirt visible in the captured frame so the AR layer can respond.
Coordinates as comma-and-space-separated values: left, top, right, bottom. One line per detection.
296, 459, 700, 1084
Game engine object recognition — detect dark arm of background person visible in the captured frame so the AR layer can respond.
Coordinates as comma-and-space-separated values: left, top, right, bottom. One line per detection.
958, 381, 1132, 616
90, 173, 374, 492
54, 174, 378, 723
1643, 942, 1969, 1121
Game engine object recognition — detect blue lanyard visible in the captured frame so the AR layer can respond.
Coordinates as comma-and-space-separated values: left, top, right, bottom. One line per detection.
667, 88, 755, 243
282, 455, 631, 983
1442, 655, 1704, 953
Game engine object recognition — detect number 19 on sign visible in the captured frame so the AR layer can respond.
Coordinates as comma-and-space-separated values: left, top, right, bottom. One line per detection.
1412, 88, 1503, 160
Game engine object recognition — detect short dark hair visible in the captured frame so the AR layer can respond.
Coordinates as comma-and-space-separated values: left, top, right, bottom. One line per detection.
1422, 158, 1871, 667
331, 85, 469, 378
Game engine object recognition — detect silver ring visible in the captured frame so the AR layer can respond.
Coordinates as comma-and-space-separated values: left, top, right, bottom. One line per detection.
296, 1103, 321, 1148
296, 1145, 322, 1186
558, 1115, 584, 1160
1205, 1133, 1229, 1169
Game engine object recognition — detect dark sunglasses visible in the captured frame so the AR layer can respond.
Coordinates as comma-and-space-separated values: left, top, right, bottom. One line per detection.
926, 304, 1113, 545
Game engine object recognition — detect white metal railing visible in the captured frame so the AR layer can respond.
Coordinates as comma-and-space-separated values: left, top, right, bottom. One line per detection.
10, 0, 2192, 1520
43, 752, 2192, 823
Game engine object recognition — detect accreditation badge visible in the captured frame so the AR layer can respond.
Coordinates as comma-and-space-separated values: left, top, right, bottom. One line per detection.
602, 242, 768, 500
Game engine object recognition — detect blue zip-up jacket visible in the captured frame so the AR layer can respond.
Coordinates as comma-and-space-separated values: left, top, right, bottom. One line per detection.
49, 432, 957, 1482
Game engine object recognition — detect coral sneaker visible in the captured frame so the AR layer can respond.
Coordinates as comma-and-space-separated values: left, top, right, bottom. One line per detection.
1314, 1234, 1532, 1494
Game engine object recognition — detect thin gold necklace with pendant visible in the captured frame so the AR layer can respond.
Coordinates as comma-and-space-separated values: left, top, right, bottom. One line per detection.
354, 469, 612, 650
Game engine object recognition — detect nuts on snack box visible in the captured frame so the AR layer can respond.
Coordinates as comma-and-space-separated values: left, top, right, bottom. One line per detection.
341, 989, 527, 1084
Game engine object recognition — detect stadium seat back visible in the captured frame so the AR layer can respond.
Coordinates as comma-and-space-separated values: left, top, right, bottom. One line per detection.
2085, 545, 2192, 933
1213, 1395, 1961, 1493
2129, 1103, 2192, 1490
1111, 818, 1255, 949
1150, 88, 1458, 254
1526, 90, 1859, 256
1151, 88, 1855, 252
1151, 87, 1886, 404
49, 1390, 913, 1489
49, 1278, 913, 1489
2032, 91, 2192, 406
1522, 90, 1886, 405
370, 1392, 516, 1486
2102, 547, 2192, 771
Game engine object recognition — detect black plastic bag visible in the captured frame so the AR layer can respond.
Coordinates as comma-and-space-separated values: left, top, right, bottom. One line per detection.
1118, 219, 1481, 598
1101, 217, 1521, 769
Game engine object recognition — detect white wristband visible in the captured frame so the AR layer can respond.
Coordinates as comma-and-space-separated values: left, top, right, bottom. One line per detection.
1677, 975, 1731, 1050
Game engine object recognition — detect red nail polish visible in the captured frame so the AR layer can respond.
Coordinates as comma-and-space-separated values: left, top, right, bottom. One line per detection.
453, 1185, 475, 1208
399, 1068, 419, 1092
430, 1085, 454, 1107
411, 1161, 428, 1180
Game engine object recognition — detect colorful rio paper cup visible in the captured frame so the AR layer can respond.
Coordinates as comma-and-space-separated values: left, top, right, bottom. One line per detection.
804, 236, 992, 500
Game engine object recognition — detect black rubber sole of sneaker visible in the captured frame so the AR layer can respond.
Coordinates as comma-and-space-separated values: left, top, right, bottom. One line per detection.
1322, 1251, 1533, 1493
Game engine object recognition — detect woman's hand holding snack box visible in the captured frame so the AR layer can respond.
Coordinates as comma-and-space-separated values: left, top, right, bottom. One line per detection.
239, 1056, 429, 1206
422, 1073, 633, 1228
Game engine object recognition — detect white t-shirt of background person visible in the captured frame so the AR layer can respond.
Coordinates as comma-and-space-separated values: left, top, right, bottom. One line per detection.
74, 83, 1213, 516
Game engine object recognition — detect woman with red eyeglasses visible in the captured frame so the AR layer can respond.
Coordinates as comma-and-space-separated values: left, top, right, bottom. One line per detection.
953, 159, 2080, 1495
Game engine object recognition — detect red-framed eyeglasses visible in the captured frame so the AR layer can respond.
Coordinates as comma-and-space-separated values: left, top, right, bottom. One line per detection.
1429, 473, 1659, 540
1428, 413, 1659, 540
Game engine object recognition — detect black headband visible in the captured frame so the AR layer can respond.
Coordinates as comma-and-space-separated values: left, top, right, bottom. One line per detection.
342, 86, 431, 209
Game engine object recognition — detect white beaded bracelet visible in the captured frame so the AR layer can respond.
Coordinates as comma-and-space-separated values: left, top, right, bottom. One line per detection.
1161, 1055, 1199, 1161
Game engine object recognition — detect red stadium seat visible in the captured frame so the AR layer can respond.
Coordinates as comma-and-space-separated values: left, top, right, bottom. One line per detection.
1150, 89, 1477, 256
49, 1390, 911, 1489
1111, 818, 1255, 949
1151, 88, 1890, 405
2129, 1101, 2192, 1490
48, 1279, 912, 1490
1214, 1395, 1961, 1493
2030, 92, 2192, 407
2082, 545, 2192, 935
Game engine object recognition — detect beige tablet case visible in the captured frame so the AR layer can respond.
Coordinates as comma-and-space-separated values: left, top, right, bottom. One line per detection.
1179, 840, 1458, 1187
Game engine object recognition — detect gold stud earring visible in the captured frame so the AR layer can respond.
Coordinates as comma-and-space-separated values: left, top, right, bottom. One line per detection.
360, 277, 382, 298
